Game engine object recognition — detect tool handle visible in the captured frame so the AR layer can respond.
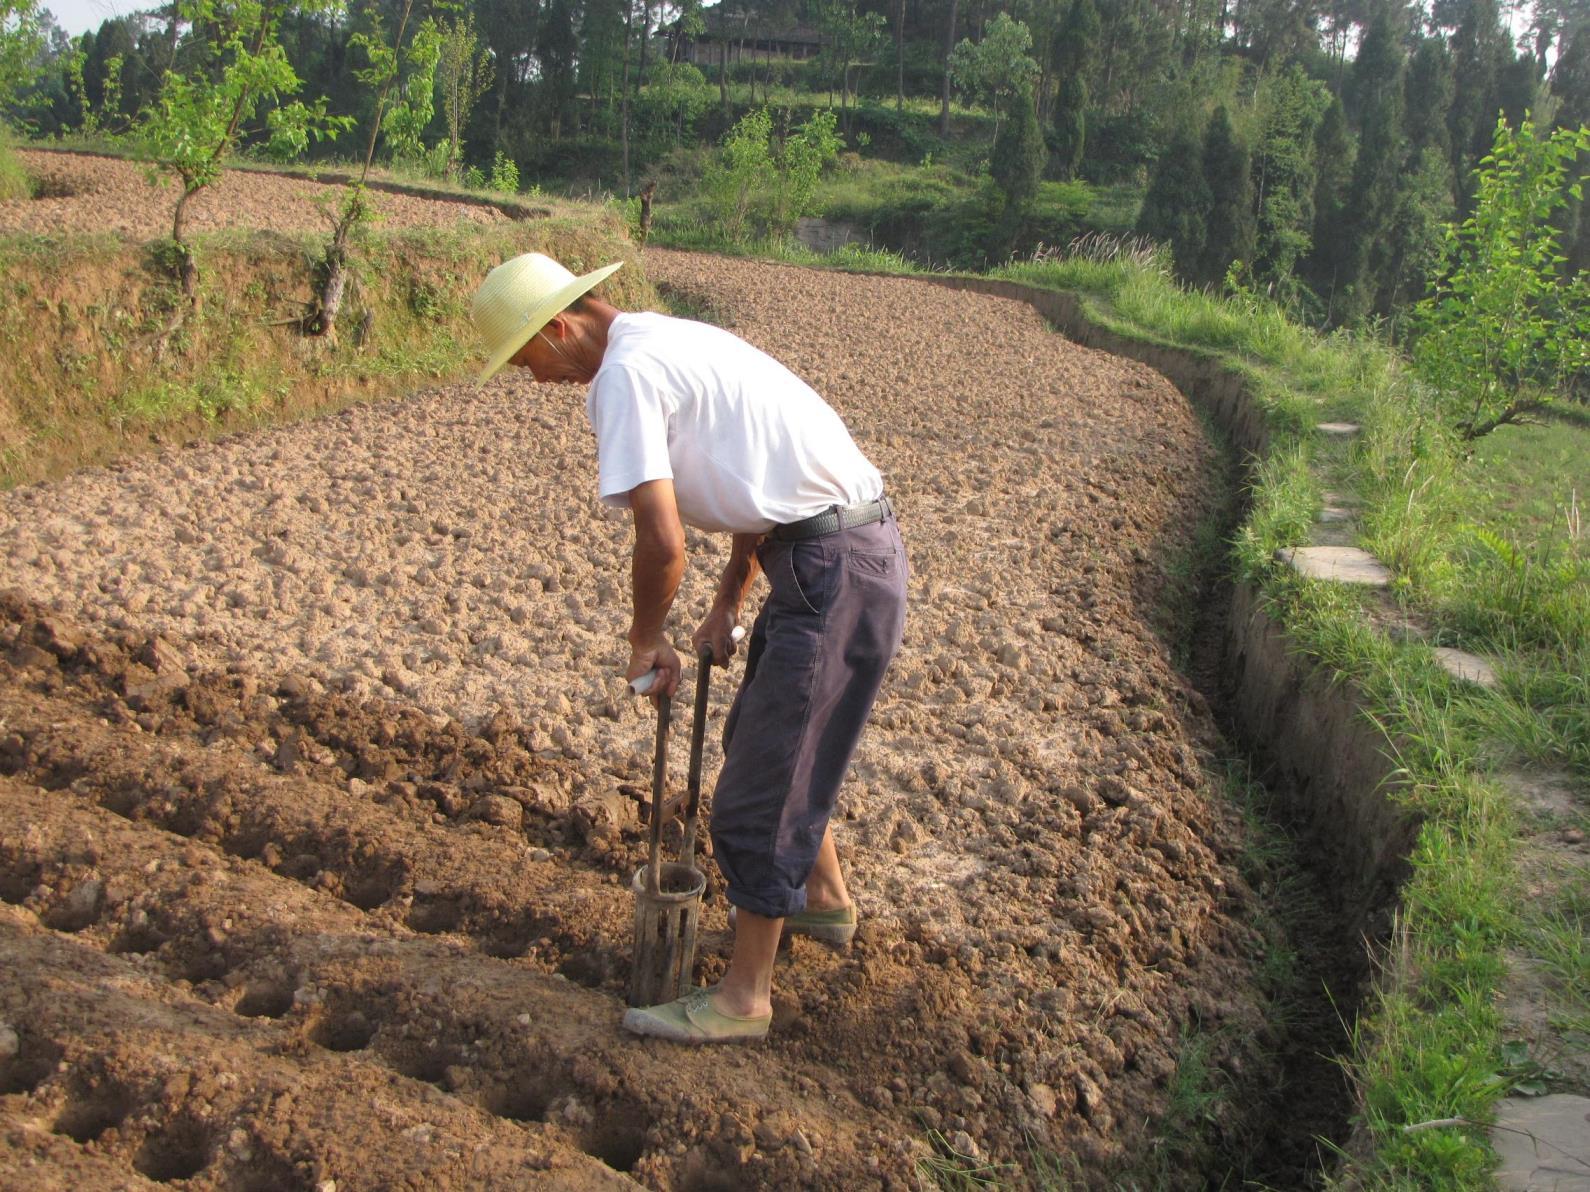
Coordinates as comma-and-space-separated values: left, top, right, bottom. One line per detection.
628, 626, 744, 695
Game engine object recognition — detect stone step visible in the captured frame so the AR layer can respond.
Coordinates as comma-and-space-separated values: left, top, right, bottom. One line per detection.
1432, 647, 1501, 690
1317, 422, 1361, 437
1276, 546, 1392, 587
1492, 1094, 1590, 1190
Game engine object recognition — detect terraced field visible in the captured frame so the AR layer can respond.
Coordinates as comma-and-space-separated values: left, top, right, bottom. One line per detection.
1, 222, 1275, 1188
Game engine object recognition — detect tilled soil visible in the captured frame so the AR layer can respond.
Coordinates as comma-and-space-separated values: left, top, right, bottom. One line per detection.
0, 244, 1273, 1189
3, 151, 509, 238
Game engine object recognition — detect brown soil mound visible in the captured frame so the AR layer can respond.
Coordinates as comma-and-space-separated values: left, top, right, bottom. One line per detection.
3, 151, 508, 238
0, 249, 1272, 1188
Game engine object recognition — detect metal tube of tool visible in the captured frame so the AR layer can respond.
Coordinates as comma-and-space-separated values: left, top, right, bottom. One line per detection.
644, 692, 670, 898
681, 644, 713, 873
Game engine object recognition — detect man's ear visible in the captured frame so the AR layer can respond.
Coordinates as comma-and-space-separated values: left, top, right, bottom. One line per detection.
544, 313, 568, 340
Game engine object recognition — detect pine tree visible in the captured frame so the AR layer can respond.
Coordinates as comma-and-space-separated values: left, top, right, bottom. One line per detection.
1137, 128, 1211, 281
537, 0, 578, 137
1052, 73, 1087, 178
1447, 0, 1507, 211
1549, 21, 1590, 276
992, 82, 1046, 248
1305, 94, 1353, 302
1333, 8, 1406, 324
1199, 105, 1254, 287
1050, 0, 1097, 178
1404, 37, 1453, 160
1251, 65, 1329, 297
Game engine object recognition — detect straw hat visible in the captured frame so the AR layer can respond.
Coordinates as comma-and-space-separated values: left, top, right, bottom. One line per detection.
472, 252, 624, 382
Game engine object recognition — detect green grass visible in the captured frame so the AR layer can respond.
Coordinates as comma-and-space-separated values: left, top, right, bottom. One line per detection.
0, 128, 31, 200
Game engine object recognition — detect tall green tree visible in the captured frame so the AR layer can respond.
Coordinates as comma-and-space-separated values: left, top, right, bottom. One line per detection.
991, 81, 1045, 229
1549, 20, 1590, 275
1199, 105, 1254, 287
1304, 94, 1351, 303
1049, 0, 1096, 176
1404, 36, 1454, 160
1137, 128, 1210, 280
438, 13, 492, 179
537, 0, 578, 136
1333, 7, 1406, 323
1250, 65, 1329, 296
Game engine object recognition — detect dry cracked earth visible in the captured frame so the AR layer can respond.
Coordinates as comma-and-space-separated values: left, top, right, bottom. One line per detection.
0, 228, 1276, 1189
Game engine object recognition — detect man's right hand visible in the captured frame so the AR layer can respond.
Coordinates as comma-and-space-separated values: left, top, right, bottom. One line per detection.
691, 603, 742, 666
627, 637, 681, 700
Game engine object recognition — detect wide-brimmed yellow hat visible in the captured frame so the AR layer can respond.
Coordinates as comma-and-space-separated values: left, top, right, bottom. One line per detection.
472, 252, 624, 382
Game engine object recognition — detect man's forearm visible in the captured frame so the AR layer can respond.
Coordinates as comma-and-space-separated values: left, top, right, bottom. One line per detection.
629, 522, 685, 645
713, 532, 763, 616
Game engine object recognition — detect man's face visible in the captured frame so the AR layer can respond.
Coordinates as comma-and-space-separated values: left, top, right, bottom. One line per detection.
509, 319, 588, 385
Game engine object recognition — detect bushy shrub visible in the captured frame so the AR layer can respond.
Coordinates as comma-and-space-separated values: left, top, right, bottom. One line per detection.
703, 107, 840, 244
488, 150, 519, 194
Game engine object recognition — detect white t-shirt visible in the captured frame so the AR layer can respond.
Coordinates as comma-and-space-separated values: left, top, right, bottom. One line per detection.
585, 312, 884, 533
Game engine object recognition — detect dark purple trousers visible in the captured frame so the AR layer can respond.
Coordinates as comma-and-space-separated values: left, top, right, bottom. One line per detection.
711, 514, 908, 919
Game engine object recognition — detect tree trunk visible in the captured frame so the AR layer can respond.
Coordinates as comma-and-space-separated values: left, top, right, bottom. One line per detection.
939, 0, 960, 137
172, 185, 201, 305
895, 0, 904, 113
638, 0, 649, 86
621, 0, 633, 195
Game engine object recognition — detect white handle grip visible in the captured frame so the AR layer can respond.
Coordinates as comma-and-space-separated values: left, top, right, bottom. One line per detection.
628, 627, 744, 695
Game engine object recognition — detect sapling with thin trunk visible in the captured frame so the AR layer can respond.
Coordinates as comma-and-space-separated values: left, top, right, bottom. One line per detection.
138, 0, 349, 309
309, 0, 442, 339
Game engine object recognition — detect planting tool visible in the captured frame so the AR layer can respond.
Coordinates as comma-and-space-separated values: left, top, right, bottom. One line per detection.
627, 637, 738, 1007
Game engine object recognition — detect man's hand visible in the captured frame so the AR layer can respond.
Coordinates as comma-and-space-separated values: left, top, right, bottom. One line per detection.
691, 603, 742, 666
627, 637, 682, 700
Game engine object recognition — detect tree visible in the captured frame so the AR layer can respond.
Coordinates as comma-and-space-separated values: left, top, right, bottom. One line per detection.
1137, 128, 1210, 280
309, 0, 434, 339
1404, 36, 1454, 160
1304, 94, 1352, 305
938, 0, 960, 137
0, 0, 44, 112
1414, 115, 1590, 439
814, 0, 885, 134
1332, 7, 1406, 323
1550, 20, 1590, 275
537, 0, 578, 137
438, 13, 492, 180
1051, 72, 1087, 178
948, 13, 1039, 142
1199, 105, 1254, 287
137, 0, 348, 304
1250, 65, 1329, 296
991, 82, 1045, 229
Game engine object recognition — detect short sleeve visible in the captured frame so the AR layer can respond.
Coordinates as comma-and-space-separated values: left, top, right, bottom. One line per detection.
586, 364, 675, 507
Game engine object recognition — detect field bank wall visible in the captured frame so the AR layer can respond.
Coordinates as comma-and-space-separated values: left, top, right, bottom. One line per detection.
916, 273, 1413, 918
0, 217, 650, 490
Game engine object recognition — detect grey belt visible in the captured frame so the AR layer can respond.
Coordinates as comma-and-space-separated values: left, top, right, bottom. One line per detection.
767, 496, 892, 542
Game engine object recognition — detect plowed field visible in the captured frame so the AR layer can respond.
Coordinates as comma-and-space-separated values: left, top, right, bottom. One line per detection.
0, 225, 1272, 1189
